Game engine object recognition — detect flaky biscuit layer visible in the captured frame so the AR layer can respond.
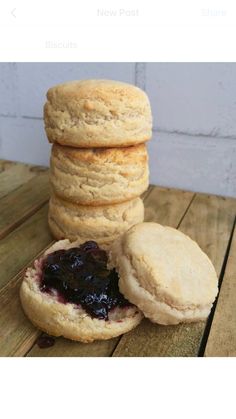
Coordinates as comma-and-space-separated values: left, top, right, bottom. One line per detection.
50, 144, 149, 205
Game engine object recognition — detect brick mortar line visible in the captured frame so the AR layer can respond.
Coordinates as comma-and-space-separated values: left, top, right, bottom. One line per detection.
152, 128, 236, 141
135, 63, 146, 90
1, 114, 236, 141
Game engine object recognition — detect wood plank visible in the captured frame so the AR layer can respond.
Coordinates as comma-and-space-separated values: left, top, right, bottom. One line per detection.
26, 186, 194, 357
0, 270, 41, 356
144, 186, 194, 226
113, 319, 205, 357
0, 173, 50, 239
113, 193, 236, 357
0, 204, 53, 290
0, 162, 48, 199
0, 160, 16, 173
204, 222, 236, 356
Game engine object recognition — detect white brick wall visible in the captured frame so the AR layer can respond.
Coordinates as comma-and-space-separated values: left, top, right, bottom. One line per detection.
0, 63, 235, 197
146, 63, 236, 137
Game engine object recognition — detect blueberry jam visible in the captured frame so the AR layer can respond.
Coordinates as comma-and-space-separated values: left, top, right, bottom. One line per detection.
40, 241, 131, 320
37, 334, 55, 349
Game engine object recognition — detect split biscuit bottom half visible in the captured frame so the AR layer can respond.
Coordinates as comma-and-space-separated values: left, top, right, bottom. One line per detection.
50, 142, 149, 206
20, 240, 143, 343
44, 79, 152, 148
48, 192, 145, 246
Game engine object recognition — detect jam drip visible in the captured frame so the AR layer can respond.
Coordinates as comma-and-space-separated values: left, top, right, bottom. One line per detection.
40, 241, 131, 320
37, 334, 55, 349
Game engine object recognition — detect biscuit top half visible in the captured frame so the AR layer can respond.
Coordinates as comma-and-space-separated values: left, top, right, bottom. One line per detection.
119, 222, 218, 309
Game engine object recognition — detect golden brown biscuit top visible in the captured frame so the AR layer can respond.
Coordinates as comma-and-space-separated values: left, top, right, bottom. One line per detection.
51, 143, 148, 165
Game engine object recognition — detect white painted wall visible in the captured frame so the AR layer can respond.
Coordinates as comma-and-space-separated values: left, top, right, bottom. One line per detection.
0, 63, 235, 197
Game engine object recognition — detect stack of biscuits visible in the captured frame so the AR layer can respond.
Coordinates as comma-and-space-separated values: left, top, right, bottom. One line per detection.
20, 80, 219, 344
44, 79, 152, 246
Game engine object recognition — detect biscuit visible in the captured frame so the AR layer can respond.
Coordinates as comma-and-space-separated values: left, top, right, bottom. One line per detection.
50, 143, 149, 205
44, 79, 152, 148
108, 222, 218, 325
48, 193, 144, 244
20, 240, 143, 343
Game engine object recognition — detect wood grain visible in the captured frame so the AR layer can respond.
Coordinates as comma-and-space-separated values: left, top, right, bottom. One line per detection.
112, 319, 206, 357
27, 186, 194, 357
28, 337, 120, 357
179, 195, 236, 274
204, 222, 236, 356
0, 271, 41, 356
113, 193, 236, 357
0, 160, 16, 173
0, 173, 50, 238
0, 161, 48, 200
0, 239, 57, 357
144, 186, 194, 226
0, 204, 53, 290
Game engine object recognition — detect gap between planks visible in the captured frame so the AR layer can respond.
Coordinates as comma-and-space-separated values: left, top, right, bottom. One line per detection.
197, 217, 236, 356
204, 217, 236, 356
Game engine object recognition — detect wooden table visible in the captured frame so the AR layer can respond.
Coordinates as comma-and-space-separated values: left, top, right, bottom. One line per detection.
0, 159, 236, 357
